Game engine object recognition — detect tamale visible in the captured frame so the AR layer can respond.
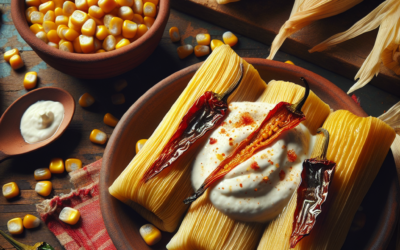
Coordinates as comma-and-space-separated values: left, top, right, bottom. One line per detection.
108, 45, 267, 232
167, 80, 331, 250
257, 110, 396, 250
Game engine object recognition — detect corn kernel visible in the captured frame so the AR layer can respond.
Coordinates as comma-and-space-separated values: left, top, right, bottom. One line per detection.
103, 113, 119, 127
34, 168, 52, 180
39, 1, 55, 13
48, 42, 59, 48
79, 35, 94, 53
196, 33, 210, 46
222, 31, 238, 47
59, 38, 67, 46
75, 0, 89, 11
143, 16, 154, 28
90, 129, 107, 144
109, 17, 123, 36
139, 224, 161, 246
62, 28, 80, 41
68, 17, 81, 31
26, 0, 41, 7
55, 15, 69, 26
143, 0, 158, 5
136, 139, 147, 153
9, 55, 24, 70
131, 13, 143, 24
103, 35, 116, 51
54, 7, 63, 16
44, 10, 55, 22
7, 218, 24, 235
194, 45, 210, 57
36, 31, 49, 43
30, 11, 44, 24
116, 38, 130, 49
111, 93, 125, 105
114, 79, 127, 91
2, 182, 19, 199
57, 25, 67, 38
30, 24, 44, 35
23, 214, 41, 229
49, 158, 65, 174
73, 37, 83, 52
118, 6, 134, 20
96, 25, 109, 40
88, 14, 104, 25
65, 158, 82, 172
59, 207, 80, 225
177, 44, 193, 59
35, 181, 52, 196
63, 1, 76, 16
98, 0, 118, 13
53, 0, 64, 8
132, 0, 143, 14
210, 39, 224, 51
135, 24, 147, 39
80, 19, 96, 36
143, 2, 156, 17
116, 0, 133, 6
47, 29, 61, 43
26, 6, 39, 22
93, 37, 102, 51
96, 49, 106, 53
23, 71, 38, 90
89, 5, 105, 19
103, 14, 114, 29
285, 60, 294, 65
43, 21, 56, 33
122, 20, 137, 38
168, 26, 180, 43
87, 0, 98, 6
79, 93, 95, 107
4, 49, 19, 62
71, 10, 89, 27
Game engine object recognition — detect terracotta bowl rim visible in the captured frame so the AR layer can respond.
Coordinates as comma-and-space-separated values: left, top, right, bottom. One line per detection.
11, 0, 170, 62
100, 58, 399, 249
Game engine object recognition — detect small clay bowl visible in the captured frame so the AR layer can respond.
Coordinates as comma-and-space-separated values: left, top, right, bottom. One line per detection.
100, 58, 399, 249
11, 0, 170, 79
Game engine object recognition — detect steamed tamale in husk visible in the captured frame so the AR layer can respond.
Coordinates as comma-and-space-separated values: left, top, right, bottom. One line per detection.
108, 45, 267, 232
166, 81, 331, 250
257, 110, 396, 250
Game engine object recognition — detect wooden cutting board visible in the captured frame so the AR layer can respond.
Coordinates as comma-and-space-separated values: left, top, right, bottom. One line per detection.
170, 0, 400, 96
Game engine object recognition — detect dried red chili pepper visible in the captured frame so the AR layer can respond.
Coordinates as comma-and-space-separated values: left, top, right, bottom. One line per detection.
290, 128, 336, 248
184, 78, 310, 204
142, 63, 244, 182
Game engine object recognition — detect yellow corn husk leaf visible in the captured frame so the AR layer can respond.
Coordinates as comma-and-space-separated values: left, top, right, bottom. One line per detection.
258, 110, 396, 250
108, 45, 267, 232
310, 0, 400, 94
167, 80, 331, 250
267, 0, 363, 60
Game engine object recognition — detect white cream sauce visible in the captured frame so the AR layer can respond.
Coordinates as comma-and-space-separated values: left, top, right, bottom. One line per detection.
20, 101, 64, 144
191, 102, 315, 222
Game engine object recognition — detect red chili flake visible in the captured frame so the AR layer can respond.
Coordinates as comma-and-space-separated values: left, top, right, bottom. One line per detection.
287, 150, 297, 162
250, 161, 260, 170
351, 94, 361, 106
240, 183, 243, 188
268, 159, 274, 165
254, 188, 258, 192
209, 138, 217, 144
222, 153, 225, 156
234, 112, 256, 128
262, 176, 269, 183
279, 170, 286, 181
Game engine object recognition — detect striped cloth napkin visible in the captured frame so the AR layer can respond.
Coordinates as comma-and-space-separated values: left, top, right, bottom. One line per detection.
36, 159, 116, 250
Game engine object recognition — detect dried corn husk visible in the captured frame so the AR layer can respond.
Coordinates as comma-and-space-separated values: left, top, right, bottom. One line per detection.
382, 43, 400, 75
310, 0, 400, 93
267, 0, 363, 60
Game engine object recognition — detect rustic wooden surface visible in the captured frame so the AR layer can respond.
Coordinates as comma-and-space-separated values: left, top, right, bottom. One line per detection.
0, 0, 400, 249
170, 0, 400, 96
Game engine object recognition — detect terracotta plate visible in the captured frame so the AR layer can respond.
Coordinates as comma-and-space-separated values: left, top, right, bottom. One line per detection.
100, 58, 399, 250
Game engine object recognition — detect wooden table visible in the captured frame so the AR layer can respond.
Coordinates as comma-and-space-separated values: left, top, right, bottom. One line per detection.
0, 1, 399, 249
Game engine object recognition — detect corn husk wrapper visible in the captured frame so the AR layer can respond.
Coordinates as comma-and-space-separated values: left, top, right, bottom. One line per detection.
267, 0, 363, 60
310, 0, 400, 93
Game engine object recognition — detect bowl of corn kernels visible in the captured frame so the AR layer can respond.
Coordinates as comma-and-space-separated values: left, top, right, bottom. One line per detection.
11, 0, 169, 79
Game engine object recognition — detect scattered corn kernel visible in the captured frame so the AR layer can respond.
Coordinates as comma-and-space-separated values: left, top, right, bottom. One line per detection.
139, 224, 161, 246
59, 207, 80, 225
210, 39, 224, 51
2, 182, 19, 199
103, 113, 119, 127
194, 45, 210, 57
9, 55, 24, 70
75, 0, 89, 11
109, 17, 123, 36
135, 24, 147, 39
39, 1, 55, 14
3, 49, 19, 62
103, 35, 116, 51
143, 2, 156, 18
65, 158, 82, 172
90, 129, 107, 144
196, 33, 210, 46
59, 41, 74, 52
71, 10, 89, 27
89, 5, 104, 19
111, 93, 125, 105
98, 0, 118, 13
36, 31, 49, 43
177, 44, 193, 59
23, 71, 38, 90
26, 6, 39, 21
48, 41, 59, 48
26, 0, 41, 7
116, 0, 133, 6
7, 218, 24, 235
63, 1, 76, 16
118, 6, 134, 20
143, 0, 158, 5
55, 15, 69, 26
136, 139, 147, 153
44, 10, 55, 22
143, 16, 154, 28
30, 11, 44, 23
95, 25, 108, 40
79, 93, 95, 107
35, 181, 52, 196
222, 31, 238, 47
114, 79, 127, 91
54, 7, 64, 16
285, 60, 294, 65
34, 168, 52, 180
23, 214, 41, 229
168, 26, 180, 42
49, 158, 64, 174
116, 38, 130, 49
122, 20, 137, 38
131, 13, 143, 24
